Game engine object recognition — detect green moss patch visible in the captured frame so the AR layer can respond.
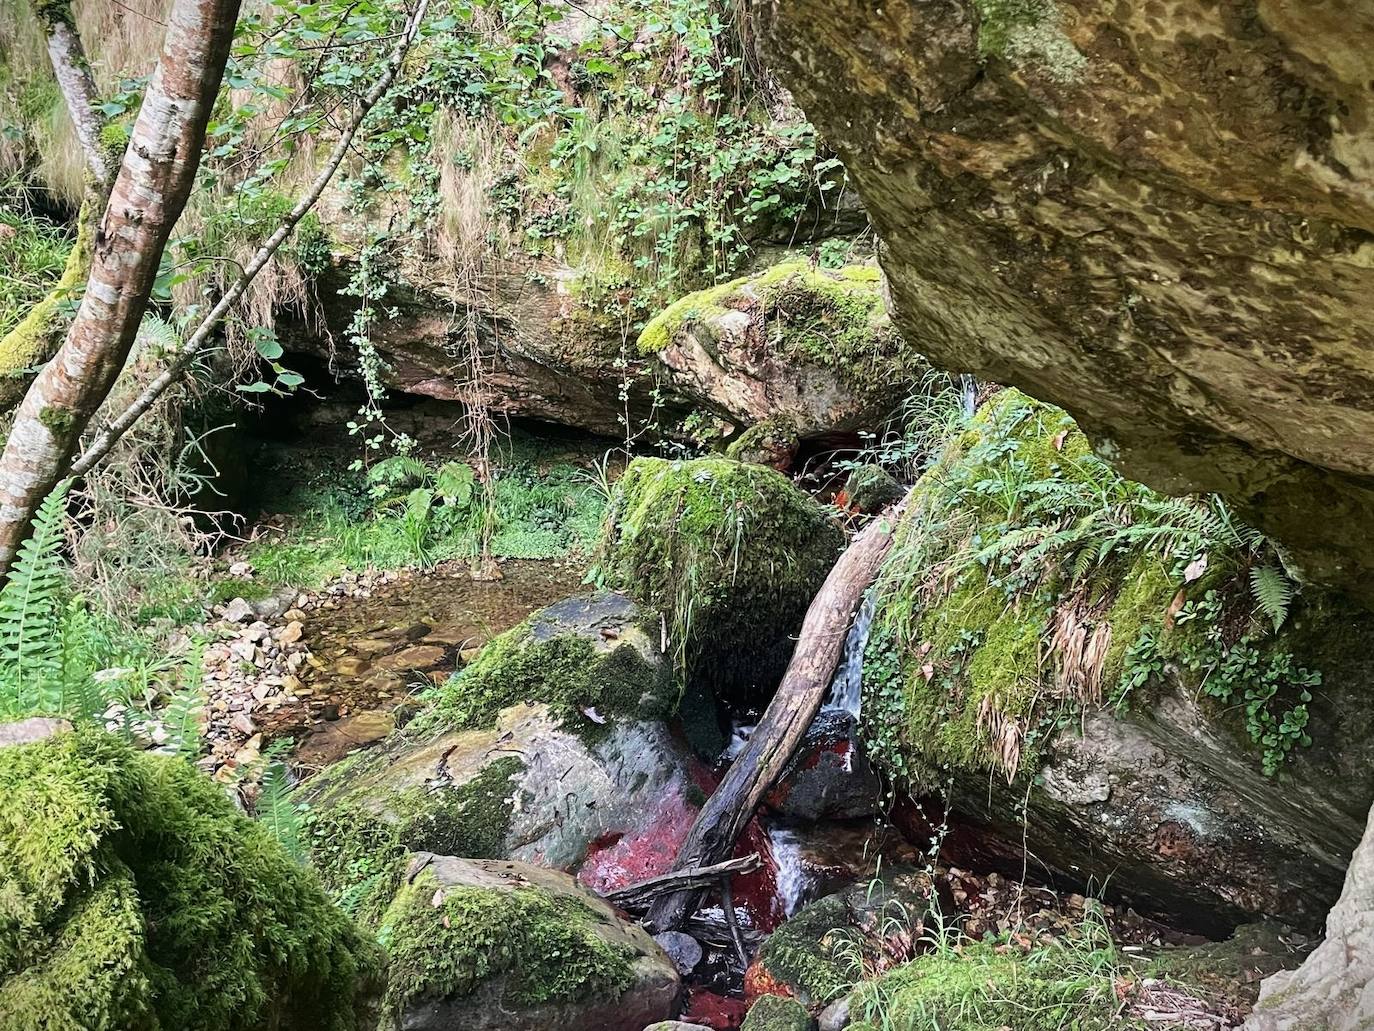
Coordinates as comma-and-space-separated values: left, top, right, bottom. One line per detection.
851, 937, 1121, 1031
425, 619, 669, 736
379, 868, 634, 1020
307, 756, 528, 928
0, 726, 380, 1030
598, 456, 842, 701
742, 994, 813, 1031
863, 389, 1323, 782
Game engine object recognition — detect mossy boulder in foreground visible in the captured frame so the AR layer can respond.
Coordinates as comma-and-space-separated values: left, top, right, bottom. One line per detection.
0, 720, 380, 1031
378, 853, 679, 1031
599, 457, 843, 703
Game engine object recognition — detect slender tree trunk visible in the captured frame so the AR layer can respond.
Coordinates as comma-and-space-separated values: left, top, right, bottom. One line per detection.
645, 496, 909, 932
0, 0, 243, 575
0, 4, 116, 413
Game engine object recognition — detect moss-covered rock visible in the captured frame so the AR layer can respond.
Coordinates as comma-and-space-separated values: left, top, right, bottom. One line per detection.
749, 868, 942, 1007
725, 415, 801, 470
637, 263, 924, 442
859, 390, 1374, 929
424, 591, 672, 735
742, 994, 815, 1031
378, 854, 679, 1031
0, 723, 380, 1030
598, 457, 842, 702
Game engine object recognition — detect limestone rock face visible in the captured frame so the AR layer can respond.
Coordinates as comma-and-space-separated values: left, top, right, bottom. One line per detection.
758, 0, 1374, 594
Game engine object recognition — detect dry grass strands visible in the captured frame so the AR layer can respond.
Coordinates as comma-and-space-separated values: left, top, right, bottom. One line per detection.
1048, 586, 1112, 707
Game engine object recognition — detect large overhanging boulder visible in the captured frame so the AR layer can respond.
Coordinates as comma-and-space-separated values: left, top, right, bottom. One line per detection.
756, 0, 1374, 596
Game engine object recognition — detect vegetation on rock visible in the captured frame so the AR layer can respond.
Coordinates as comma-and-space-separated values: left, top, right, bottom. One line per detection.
597, 456, 842, 700
306, 755, 528, 928
378, 865, 635, 1023
741, 994, 813, 1031
0, 726, 380, 1030
863, 389, 1320, 783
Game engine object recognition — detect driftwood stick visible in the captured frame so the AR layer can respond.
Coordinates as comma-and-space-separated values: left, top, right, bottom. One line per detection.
644, 493, 911, 932
721, 878, 748, 968
603, 854, 762, 911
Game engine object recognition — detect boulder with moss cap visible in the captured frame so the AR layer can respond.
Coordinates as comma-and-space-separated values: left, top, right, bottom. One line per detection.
598, 456, 843, 705
379, 853, 679, 1031
637, 262, 924, 444
0, 722, 380, 1030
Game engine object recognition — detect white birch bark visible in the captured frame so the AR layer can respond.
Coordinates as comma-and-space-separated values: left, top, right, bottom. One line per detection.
0, 0, 243, 574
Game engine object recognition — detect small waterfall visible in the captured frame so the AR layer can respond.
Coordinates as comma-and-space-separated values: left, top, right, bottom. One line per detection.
823, 590, 876, 718
767, 826, 811, 917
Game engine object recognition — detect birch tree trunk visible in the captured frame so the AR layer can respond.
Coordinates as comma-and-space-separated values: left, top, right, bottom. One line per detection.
0, 4, 116, 413
0, 0, 243, 575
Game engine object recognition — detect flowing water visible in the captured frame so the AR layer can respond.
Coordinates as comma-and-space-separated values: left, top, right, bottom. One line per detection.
766, 825, 812, 918
823, 589, 876, 717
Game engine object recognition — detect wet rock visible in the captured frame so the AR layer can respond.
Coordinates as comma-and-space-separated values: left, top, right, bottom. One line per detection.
373, 643, 447, 672
381, 854, 679, 1031
295, 710, 395, 768
333, 655, 370, 676
767, 710, 882, 822
643, 1023, 714, 1031
741, 995, 814, 1031
839, 465, 903, 515
653, 931, 703, 977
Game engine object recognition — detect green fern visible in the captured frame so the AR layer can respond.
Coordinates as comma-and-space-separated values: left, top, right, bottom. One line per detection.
434, 461, 476, 507
256, 739, 306, 862
160, 644, 206, 759
0, 481, 72, 716
367, 455, 428, 490
1250, 564, 1293, 631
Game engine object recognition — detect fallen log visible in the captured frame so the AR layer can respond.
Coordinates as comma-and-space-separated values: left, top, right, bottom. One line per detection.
603, 854, 763, 912
645, 493, 911, 932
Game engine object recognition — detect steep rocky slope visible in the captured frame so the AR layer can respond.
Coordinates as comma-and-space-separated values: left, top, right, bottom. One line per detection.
757, 0, 1374, 596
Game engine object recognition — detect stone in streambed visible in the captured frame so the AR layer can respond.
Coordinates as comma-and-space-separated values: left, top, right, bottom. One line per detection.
742, 995, 815, 1031
380, 854, 679, 1031
767, 710, 882, 822
653, 931, 703, 977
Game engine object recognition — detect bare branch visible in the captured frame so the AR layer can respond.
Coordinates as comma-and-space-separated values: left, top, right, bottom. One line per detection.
71, 0, 433, 478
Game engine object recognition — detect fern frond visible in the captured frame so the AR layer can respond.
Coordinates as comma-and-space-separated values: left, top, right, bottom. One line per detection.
0, 481, 71, 717
366, 455, 428, 487
160, 644, 206, 759
1250, 565, 1293, 631
257, 739, 305, 862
